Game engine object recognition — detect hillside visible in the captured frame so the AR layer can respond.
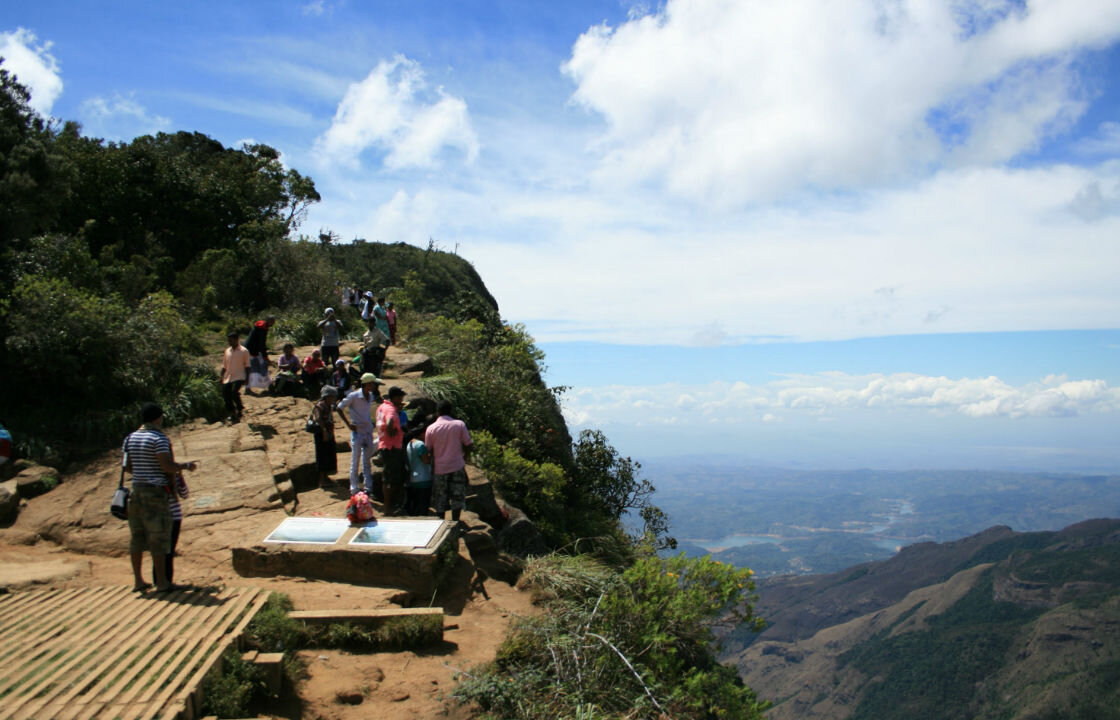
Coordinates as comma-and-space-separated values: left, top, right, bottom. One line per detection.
726, 519, 1120, 720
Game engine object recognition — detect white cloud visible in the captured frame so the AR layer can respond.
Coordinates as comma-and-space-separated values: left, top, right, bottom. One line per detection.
314, 56, 479, 170
0, 28, 63, 115
563, 372, 1120, 429
78, 94, 170, 141
561, 0, 1120, 204
1068, 178, 1120, 220
173, 91, 315, 127
302, 0, 327, 17
462, 162, 1120, 343
1076, 121, 1120, 157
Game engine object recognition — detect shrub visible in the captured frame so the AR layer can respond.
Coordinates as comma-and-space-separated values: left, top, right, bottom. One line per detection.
454, 553, 767, 720
199, 648, 266, 718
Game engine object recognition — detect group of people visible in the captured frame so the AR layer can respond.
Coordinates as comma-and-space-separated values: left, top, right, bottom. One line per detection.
124, 292, 470, 590
314, 373, 472, 522
218, 296, 398, 419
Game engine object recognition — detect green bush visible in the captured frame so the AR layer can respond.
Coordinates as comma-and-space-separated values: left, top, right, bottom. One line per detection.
1, 278, 212, 460
454, 553, 767, 720
199, 648, 267, 718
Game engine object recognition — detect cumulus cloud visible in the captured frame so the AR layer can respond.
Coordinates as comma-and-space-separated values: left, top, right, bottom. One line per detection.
1068, 179, 1120, 221
562, 0, 1120, 204
314, 56, 479, 170
463, 162, 1120, 343
562, 372, 1120, 429
78, 94, 171, 141
0, 28, 63, 115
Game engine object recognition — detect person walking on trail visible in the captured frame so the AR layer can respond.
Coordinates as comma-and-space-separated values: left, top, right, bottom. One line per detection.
385, 302, 397, 345
123, 403, 196, 593
311, 385, 339, 488
372, 296, 392, 339
245, 316, 275, 392
362, 320, 389, 380
405, 423, 433, 516
377, 386, 408, 515
221, 331, 251, 422
424, 400, 473, 524
160, 470, 190, 586
337, 373, 383, 497
317, 307, 344, 365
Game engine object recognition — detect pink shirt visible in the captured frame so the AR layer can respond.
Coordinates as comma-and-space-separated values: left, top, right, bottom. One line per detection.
424, 416, 472, 474
222, 345, 250, 383
376, 401, 403, 450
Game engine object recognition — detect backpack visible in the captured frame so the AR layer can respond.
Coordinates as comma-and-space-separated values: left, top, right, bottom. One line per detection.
346, 491, 376, 524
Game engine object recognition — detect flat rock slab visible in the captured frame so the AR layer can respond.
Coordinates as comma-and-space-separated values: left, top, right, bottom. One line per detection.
0, 557, 90, 590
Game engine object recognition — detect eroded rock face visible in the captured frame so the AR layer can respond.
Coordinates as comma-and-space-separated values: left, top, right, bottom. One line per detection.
496, 506, 547, 557
0, 482, 19, 524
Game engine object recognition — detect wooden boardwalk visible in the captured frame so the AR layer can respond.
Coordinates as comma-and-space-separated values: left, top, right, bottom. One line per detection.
0, 585, 270, 720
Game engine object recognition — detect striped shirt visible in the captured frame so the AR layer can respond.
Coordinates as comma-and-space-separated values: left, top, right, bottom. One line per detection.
168, 474, 190, 520
123, 427, 172, 486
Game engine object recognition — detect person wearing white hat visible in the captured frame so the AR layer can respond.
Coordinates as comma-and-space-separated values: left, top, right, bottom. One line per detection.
337, 372, 384, 496
360, 291, 376, 322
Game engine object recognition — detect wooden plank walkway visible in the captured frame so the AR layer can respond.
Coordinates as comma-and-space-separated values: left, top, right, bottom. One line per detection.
0, 585, 270, 720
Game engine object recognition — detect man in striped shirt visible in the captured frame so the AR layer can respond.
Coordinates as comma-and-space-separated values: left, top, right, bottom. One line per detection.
123, 403, 196, 592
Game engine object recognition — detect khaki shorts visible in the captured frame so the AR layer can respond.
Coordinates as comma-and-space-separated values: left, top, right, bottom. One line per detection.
128, 483, 172, 555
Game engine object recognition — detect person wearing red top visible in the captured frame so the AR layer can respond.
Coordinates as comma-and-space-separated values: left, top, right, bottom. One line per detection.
376, 386, 408, 515
301, 349, 328, 397
386, 302, 397, 345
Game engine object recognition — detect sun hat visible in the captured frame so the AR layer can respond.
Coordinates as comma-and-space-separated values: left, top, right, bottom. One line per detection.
360, 373, 383, 386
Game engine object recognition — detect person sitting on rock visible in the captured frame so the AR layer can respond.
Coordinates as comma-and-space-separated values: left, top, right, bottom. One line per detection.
301, 349, 328, 397
272, 343, 301, 396
331, 359, 350, 396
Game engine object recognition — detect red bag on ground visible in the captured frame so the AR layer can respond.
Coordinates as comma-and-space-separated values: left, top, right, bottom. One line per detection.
346, 492, 376, 524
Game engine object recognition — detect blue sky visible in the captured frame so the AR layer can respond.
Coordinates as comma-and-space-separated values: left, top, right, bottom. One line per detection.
3, 0, 1119, 471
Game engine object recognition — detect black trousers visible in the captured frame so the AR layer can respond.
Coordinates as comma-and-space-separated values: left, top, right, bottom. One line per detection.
222, 380, 244, 413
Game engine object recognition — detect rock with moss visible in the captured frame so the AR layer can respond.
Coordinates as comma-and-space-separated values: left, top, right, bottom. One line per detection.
14, 464, 60, 498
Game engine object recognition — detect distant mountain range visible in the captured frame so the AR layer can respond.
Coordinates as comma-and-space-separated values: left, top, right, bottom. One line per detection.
721, 518, 1120, 720
645, 463, 1120, 577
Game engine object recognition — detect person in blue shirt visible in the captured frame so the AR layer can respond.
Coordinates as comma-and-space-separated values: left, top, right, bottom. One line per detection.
404, 423, 433, 516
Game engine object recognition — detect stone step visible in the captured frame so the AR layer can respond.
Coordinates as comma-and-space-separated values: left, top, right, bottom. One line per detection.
288, 607, 444, 626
